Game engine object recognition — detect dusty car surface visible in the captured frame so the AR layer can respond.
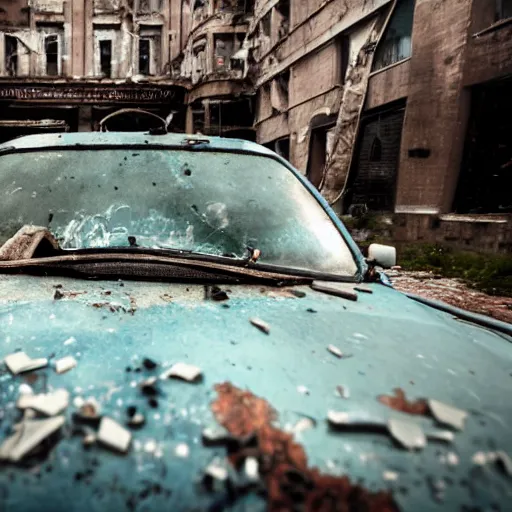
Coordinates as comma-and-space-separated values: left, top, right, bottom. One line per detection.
0, 132, 511, 512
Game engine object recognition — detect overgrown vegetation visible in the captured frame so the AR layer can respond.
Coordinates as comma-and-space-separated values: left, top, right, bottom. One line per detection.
398, 244, 512, 297
340, 213, 512, 297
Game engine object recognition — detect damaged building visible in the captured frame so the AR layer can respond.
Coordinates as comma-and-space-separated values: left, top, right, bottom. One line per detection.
1, 1, 511, 250
177, 0, 256, 138
0, 0, 187, 140
199, 0, 510, 251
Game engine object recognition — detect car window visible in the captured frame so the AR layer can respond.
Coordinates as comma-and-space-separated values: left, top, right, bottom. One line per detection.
0, 148, 358, 276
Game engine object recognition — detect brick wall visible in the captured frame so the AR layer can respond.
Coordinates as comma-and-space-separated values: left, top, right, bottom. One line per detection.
393, 214, 512, 253
290, 42, 340, 107
395, 0, 473, 214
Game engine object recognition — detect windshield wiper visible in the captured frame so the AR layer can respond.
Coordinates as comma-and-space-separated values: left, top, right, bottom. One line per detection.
0, 251, 311, 286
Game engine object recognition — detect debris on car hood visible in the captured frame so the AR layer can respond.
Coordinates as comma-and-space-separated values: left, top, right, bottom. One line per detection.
17, 388, 69, 416
0, 275, 511, 510
0, 415, 65, 462
4, 351, 48, 375
212, 382, 398, 511
160, 362, 202, 382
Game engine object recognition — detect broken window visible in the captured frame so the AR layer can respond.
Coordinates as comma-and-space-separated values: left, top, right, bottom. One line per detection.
139, 26, 162, 76
213, 33, 245, 73
100, 40, 112, 78
139, 39, 150, 75
192, 105, 205, 133
214, 0, 254, 14
496, 0, 512, 20
454, 78, 512, 214
192, 38, 207, 83
261, 12, 271, 37
275, 0, 290, 38
337, 35, 349, 84
193, 0, 208, 23
372, 0, 415, 71
209, 99, 253, 134
346, 106, 406, 212
369, 137, 382, 162
306, 116, 337, 188
45, 34, 59, 76
270, 71, 289, 113
137, 0, 163, 13
4, 35, 18, 77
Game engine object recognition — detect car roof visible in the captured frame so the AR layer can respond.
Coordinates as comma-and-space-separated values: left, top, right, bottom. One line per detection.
0, 131, 275, 157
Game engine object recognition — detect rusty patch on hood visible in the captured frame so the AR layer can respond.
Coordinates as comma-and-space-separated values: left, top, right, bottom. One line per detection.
378, 388, 428, 416
212, 382, 398, 511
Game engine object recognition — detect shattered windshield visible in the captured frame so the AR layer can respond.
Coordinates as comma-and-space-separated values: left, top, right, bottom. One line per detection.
0, 148, 357, 276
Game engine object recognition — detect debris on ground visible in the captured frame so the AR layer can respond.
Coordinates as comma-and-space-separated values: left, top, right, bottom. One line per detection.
392, 271, 512, 324
212, 382, 398, 511
249, 317, 270, 334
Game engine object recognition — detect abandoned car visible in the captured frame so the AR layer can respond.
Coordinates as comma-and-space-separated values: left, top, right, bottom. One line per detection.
0, 132, 511, 511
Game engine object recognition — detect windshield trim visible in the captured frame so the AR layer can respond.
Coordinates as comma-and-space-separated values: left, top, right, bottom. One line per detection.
0, 144, 366, 279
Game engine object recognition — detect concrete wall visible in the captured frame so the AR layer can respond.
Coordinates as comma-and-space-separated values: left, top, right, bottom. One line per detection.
0, 0, 174, 80
365, 59, 410, 110
393, 214, 512, 253
0, 0, 29, 28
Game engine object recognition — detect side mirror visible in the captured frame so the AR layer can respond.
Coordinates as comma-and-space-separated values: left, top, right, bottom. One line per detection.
367, 243, 396, 269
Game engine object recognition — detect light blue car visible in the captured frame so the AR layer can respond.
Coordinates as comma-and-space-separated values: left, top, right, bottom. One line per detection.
0, 132, 510, 511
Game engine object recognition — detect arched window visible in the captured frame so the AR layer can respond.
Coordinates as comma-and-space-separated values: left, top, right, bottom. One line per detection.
369, 136, 382, 162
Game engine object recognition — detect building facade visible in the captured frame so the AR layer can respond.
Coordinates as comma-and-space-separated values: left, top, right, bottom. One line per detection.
1, 1, 511, 250
0, 0, 187, 140
178, 0, 511, 251
177, 0, 256, 139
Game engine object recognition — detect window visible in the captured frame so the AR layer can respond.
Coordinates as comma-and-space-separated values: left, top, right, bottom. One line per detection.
139, 26, 161, 76
275, 0, 290, 38
4, 35, 18, 76
261, 12, 271, 37
45, 34, 59, 76
337, 35, 349, 84
100, 40, 112, 78
369, 137, 382, 162
496, 0, 512, 20
372, 0, 415, 71
139, 39, 150, 75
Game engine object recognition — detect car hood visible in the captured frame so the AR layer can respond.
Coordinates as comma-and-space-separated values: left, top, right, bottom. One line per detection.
0, 274, 511, 511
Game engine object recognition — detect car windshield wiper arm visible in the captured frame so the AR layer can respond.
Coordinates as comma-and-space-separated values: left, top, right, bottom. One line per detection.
0, 251, 311, 286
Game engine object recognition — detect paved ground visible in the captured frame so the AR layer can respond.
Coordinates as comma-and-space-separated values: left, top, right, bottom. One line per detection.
390, 270, 512, 325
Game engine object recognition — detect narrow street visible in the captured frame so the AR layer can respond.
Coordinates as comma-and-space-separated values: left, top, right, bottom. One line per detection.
391, 270, 512, 324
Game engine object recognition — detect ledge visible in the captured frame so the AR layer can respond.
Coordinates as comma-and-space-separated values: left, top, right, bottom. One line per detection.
473, 16, 512, 38
439, 214, 510, 224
